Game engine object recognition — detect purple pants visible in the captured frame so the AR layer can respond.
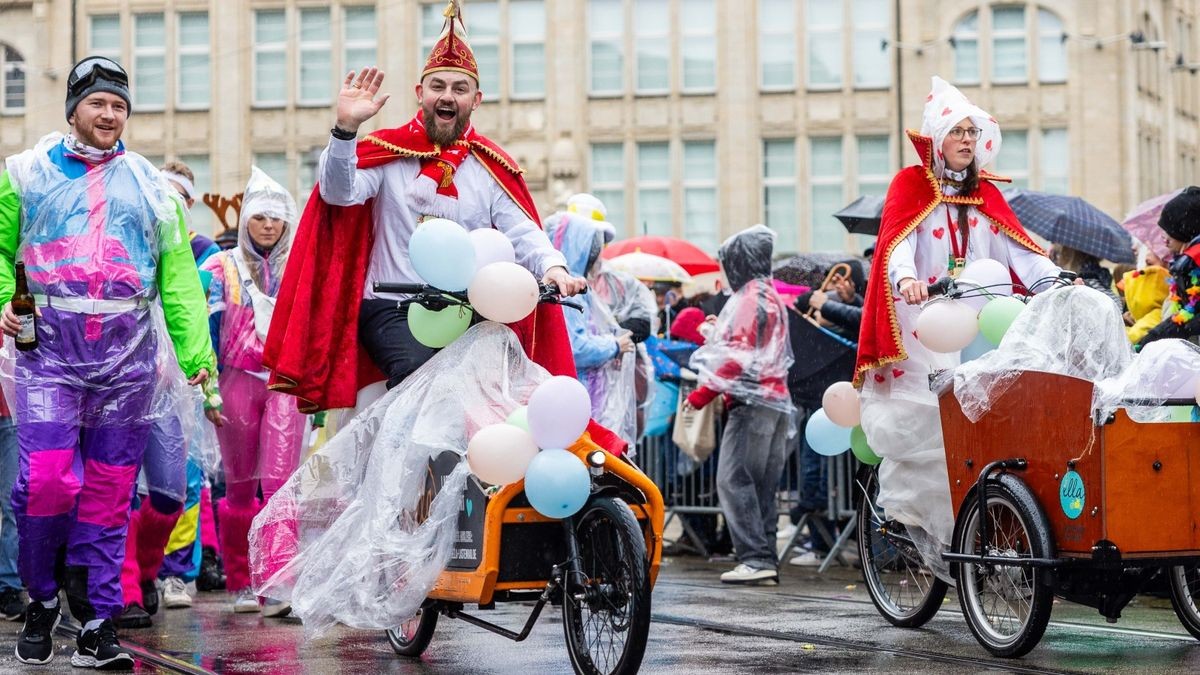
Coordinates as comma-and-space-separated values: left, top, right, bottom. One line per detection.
11, 308, 156, 622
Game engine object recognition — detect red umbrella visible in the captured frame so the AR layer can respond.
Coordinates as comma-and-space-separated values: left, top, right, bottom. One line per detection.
601, 236, 720, 276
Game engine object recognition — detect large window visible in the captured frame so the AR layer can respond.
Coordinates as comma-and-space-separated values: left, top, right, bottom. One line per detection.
952, 7, 1066, 85
90, 15, 121, 61
681, 0, 716, 92
299, 8, 332, 105
1, 46, 25, 113
590, 143, 627, 235
995, 130, 1029, 189
254, 10, 287, 106
254, 152, 291, 194
134, 14, 166, 109
634, 0, 669, 93
852, 0, 889, 88
806, 0, 842, 88
637, 143, 672, 236
1041, 128, 1068, 194
760, 0, 795, 90
589, 0, 624, 94
855, 135, 891, 196
683, 141, 718, 252
344, 6, 378, 74
177, 13, 209, 109
763, 139, 797, 253
509, 1, 545, 98
810, 137, 845, 251
421, 2, 499, 94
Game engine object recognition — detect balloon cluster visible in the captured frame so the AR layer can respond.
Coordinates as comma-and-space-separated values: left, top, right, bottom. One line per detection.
914, 259, 1027, 360
805, 382, 879, 464
407, 219, 540, 348
465, 376, 594, 519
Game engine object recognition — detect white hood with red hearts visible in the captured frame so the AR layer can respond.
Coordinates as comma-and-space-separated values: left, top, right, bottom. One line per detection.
920, 76, 1001, 176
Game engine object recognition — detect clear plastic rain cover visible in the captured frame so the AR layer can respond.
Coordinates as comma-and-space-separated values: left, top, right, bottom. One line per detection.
248, 322, 550, 638
952, 285, 1133, 423
1093, 338, 1200, 423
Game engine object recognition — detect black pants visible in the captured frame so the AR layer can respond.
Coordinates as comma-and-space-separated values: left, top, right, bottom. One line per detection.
358, 298, 439, 389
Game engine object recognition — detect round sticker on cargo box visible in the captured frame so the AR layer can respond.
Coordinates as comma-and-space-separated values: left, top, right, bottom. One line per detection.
1059, 470, 1084, 519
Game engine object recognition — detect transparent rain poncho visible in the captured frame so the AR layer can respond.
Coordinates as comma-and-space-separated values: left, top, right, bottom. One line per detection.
4, 133, 188, 427
953, 286, 1133, 423
593, 265, 658, 442
1093, 339, 1200, 423
688, 226, 794, 415
249, 323, 551, 638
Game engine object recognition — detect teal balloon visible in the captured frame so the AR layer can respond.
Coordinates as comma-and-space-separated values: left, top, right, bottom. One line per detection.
524, 449, 590, 519
805, 409, 851, 457
978, 296, 1025, 346
959, 332, 995, 363
850, 425, 881, 465
407, 300, 473, 348
506, 406, 530, 431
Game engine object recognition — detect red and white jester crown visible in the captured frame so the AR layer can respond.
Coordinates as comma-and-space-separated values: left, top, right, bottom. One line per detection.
422, 1, 479, 83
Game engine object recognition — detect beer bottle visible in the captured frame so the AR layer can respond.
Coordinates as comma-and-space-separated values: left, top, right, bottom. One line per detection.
13, 261, 37, 352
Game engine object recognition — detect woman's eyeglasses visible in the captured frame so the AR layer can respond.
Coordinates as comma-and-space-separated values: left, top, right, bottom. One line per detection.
947, 127, 982, 140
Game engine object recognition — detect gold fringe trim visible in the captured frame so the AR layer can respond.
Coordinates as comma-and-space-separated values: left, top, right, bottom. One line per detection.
364, 134, 441, 159
471, 142, 523, 174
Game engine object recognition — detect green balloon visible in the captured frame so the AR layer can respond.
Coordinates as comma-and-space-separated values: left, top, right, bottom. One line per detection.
850, 425, 881, 465
978, 296, 1025, 346
506, 406, 530, 431
408, 299, 473, 348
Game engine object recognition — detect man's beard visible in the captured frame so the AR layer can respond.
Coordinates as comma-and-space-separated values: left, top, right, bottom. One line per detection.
423, 107, 470, 147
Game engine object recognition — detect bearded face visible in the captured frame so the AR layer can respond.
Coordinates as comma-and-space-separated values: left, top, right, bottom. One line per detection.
417, 72, 482, 147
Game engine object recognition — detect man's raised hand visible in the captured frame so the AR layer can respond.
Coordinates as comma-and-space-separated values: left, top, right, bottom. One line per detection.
336, 67, 390, 134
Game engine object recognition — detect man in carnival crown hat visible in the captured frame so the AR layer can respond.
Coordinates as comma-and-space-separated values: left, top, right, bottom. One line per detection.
261, 1, 623, 445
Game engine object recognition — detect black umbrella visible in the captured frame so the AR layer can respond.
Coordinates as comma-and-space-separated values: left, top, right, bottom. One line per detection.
773, 254, 867, 292
1001, 189, 1134, 263
834, 195, 885, 235
786, 308, 857, 408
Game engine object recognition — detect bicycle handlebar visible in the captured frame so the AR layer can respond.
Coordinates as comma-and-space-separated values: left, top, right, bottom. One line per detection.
371, 281, 585, 312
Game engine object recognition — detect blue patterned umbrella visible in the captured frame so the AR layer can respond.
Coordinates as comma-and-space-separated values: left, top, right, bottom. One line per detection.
1001, 189, 1134, 263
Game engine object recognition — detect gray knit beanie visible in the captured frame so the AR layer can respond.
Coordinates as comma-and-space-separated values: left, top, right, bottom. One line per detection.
65, 56, 132, 120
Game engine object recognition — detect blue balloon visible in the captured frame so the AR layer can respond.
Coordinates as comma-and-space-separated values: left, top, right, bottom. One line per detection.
805, 409, 852, 457
959, 332, 995, 363
409, 218, 477, 291
523, 449, 591, 519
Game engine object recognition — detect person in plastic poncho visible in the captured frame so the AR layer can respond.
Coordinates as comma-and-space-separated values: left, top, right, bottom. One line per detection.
684, 225, 794, 586
1134, 187, 1200, 349
200, 168, 307, 617
855, 77, 1060, 574
0, 56, 215, 669
545, 195, 640, 446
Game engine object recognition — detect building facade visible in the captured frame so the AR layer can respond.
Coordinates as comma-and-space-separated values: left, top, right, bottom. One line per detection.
1, 0, 1198, 255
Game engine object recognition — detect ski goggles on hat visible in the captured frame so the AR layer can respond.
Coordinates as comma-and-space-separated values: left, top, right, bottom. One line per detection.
67, 57, 129, 97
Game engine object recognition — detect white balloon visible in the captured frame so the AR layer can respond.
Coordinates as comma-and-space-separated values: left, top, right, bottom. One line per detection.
959, 258, 1012, 297
527, 376, 593, 449
469, 228, 516, 271
468, 262, 540, 324
467, 424, 540, 485
821, 381, 861, 428
954, 280, 995, 313
916, 299, 979, 353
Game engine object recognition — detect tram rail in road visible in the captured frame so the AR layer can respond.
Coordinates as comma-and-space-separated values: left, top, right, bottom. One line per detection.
57, 623, 216, 675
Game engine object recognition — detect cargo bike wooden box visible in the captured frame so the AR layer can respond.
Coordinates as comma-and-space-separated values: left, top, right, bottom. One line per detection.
859, 369, 1200, 658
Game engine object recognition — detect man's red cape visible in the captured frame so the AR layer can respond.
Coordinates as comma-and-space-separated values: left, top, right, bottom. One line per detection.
853, 130, 1046, 387
263, 125, 626, 452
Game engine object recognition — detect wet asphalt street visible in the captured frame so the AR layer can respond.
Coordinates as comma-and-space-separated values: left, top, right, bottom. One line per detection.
2, 552, 1200, 674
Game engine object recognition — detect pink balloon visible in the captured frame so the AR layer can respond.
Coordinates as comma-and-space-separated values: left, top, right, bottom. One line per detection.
468, 262, 540, 324
916, 299, 979, 353
822, 381, 861, 427
467, 424, 540, 485
527, 376, 592, 449
469, 228, 516, 271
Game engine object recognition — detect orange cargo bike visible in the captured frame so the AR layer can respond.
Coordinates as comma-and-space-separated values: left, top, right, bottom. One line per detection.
373, 281, 665, 675
859, 367, 1200, 659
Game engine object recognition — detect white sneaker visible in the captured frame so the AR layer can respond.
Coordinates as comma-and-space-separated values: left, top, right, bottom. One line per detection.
776, 523, 798, 541
231, 589, 258, 613
260, 598, 292, 618
161, 577, 192, 609
788, 550, 824, 567
719, 563, 778, 585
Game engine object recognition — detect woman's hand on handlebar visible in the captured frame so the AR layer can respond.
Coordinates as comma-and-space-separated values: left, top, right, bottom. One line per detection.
542, 266, 587, 296
897, 277, 929, 305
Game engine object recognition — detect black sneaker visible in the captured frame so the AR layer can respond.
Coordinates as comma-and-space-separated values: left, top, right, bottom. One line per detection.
70, 620, 134, 670
115, 603, 152, 629
0, 587, 25, 621
140, 579, 159, 616
15, 600, 61, 664
196, 546, 226, 592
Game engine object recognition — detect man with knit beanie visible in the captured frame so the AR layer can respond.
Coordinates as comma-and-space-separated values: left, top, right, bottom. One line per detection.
0, 56, 215, 669
1136, 186, 1200, 348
